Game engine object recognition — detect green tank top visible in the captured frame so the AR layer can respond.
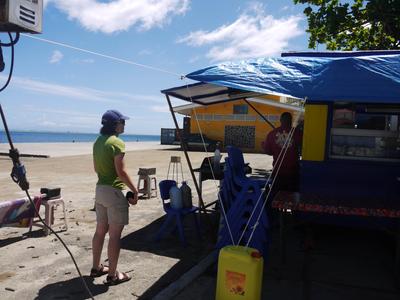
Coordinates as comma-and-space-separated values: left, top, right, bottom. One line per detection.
93, 135, 125, 189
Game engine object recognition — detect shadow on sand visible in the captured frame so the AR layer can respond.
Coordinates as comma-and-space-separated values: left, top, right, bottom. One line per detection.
35, 276, 108, 300
0, 229, 45, 248
120, 212, 219, 299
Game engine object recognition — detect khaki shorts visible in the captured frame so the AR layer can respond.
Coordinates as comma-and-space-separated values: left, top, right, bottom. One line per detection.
95, 185, 129, 225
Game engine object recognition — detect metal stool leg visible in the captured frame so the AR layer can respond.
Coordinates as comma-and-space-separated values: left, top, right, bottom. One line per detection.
61, 200, 68, 231
152, 177, 158, 197
167, 162, 171, 180
146, 175, 151, 199
44, 202, 51, 236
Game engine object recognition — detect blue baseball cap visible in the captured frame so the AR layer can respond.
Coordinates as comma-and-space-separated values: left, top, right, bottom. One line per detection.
101, 110, 129, 124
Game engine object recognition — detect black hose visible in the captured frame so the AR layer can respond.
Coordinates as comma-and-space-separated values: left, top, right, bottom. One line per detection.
0, 32, 94, 299
0, 32, 19, 47
0, 32, 16, 94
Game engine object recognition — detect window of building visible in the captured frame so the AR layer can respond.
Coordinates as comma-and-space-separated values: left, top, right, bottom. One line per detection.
225, 125, 255, 148
330, 103, 400, 161
245, 115, 257, 121
233, 104, 248, 114
234, 114, 246, 121
203, 114, 213, 120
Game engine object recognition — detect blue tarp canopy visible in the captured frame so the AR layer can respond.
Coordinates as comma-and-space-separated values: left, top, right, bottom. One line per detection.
184, 51, 400, 104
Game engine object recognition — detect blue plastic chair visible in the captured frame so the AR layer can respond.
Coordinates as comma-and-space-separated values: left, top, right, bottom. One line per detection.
216, 146, 270, 255
155, 180, 201, 246
226, 146, 269, 189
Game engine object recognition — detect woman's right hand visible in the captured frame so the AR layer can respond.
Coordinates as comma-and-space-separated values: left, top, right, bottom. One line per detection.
126, 191, 138, 205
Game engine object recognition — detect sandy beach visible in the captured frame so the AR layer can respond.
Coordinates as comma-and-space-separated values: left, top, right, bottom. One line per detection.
1, 143, 399, 300
0, 142, 173, 158
0, 142, 272, 299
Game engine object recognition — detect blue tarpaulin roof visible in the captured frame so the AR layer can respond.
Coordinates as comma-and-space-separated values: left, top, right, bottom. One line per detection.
185, 52, 400, 104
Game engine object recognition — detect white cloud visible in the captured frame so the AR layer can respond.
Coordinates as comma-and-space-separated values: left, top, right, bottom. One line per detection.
43, 0, 52, 9
26, 106, 100, 128
71, 58, 95, 64
178, 3, 303, 61
150, 105, 169, 113
9, 76, 116, 103
49, 50, 63, 64
188, 55, 201, 64
138, 49, 152, 56
48, 0, 190, 34
81, 58, 95, 63
1, 75, 163, 104
13, 104, 100, 131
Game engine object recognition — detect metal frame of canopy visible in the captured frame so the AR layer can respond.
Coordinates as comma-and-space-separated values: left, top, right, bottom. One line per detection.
161, 82, 304, 210
162, 50, 400, 209
162, 51, 400, 208
161, 52, 400, 278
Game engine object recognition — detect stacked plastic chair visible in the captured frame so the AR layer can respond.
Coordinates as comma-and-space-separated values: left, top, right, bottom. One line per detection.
216, 146, 270, 256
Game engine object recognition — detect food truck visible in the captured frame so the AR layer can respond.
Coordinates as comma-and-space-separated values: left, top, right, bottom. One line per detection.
178, 51, 400, 206
162, 50, 400, 272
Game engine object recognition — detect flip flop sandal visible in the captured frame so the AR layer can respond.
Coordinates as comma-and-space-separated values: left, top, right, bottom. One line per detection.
103, 272, 131, 286
90, 264, 109, 277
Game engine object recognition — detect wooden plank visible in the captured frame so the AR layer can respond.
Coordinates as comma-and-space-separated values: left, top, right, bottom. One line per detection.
0, 152, 49, 158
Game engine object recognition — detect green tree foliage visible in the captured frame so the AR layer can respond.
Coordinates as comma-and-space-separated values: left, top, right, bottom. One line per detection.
294, 0, 400, 50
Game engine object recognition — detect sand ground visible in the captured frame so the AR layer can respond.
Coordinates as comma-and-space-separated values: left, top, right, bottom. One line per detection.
0, 142, 272, 299
1, 142, 399, 300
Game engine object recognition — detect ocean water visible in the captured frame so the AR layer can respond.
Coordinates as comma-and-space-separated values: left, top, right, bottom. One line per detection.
0, 130, 160, 143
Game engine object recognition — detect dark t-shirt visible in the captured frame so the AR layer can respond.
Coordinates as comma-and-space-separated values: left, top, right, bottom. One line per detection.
263, 126, 302, 176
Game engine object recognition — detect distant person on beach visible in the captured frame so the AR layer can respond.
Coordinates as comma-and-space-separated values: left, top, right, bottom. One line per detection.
262, 112, 302, 192
91, 109, 138, 285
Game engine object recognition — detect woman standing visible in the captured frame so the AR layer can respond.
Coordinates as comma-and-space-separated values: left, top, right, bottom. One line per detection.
90, 109, 138, 285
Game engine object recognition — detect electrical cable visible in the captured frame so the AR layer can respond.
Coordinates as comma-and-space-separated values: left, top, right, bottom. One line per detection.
21, 33, 182, 78
0, 32, 94, 300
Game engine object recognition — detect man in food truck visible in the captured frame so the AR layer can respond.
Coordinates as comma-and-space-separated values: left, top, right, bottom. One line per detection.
262, 112, 302, 193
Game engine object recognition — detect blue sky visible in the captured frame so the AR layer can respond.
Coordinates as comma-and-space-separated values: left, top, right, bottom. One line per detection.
1, 0, 310, 135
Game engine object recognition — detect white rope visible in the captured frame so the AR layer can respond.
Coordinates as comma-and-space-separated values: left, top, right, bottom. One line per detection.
236, 107, 297, 244
237, 120, 297, 245
245, 125, 297, 246
182, 79, 236, 246
244, 100, 306, 247
21, 33, 182, 77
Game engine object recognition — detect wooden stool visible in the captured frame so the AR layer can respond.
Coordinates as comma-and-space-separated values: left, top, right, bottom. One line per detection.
42, 197, 68, 235
137, 168, 157, 199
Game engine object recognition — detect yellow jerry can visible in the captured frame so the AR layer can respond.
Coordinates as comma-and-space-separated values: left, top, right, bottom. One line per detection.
216, 245, 264, 300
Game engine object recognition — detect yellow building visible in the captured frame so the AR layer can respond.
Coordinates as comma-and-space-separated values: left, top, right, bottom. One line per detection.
174, 95, 299, 153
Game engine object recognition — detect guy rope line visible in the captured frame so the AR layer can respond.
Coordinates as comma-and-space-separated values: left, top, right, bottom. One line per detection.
21, 33, 182, 78
236, 115, 297, 245
238, 99, 306, 247
183, 79, 236, 245
245, 101, 305, 247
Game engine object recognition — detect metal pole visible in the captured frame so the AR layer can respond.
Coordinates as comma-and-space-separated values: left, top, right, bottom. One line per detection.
244, 99, 275, 129
0, 103, 15, 149
165, 95, 206, 211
